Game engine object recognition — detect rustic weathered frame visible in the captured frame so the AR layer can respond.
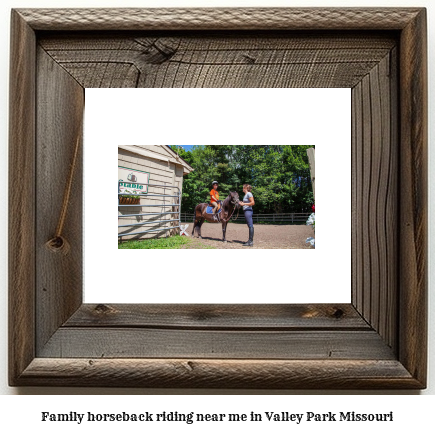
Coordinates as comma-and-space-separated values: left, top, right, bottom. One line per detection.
9, 8, 427, 388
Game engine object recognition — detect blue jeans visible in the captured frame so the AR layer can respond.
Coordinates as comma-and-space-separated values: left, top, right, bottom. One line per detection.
244, 209, 254, 228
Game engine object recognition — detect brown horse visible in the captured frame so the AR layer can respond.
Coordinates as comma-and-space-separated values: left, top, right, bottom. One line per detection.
192, 192, 240, 242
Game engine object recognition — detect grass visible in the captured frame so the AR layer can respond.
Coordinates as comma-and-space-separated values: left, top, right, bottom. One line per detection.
119, 235, 191, 249
118, 235, 215, 249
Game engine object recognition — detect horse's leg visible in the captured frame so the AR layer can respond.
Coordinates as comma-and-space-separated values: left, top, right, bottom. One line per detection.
198, 219, 205, 239
222, 220, 227, 242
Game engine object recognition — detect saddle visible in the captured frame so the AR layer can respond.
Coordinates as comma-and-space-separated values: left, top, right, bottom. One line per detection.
206, 201, 222, 215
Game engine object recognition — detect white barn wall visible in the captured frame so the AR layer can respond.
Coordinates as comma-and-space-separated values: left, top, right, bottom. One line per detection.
118, 146, 189, 240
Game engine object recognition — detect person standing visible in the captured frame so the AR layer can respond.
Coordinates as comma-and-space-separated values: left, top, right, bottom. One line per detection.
239, 184, 255, 247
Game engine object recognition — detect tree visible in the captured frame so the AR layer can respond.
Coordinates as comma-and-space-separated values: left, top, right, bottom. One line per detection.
171, 145, 314, 214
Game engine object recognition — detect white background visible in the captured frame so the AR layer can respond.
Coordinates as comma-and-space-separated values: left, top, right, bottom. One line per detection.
0, 0, 434, 421
85, 88, 351, 304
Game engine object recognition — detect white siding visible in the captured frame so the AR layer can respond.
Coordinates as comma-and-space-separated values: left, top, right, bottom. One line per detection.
118, 146, 188, 240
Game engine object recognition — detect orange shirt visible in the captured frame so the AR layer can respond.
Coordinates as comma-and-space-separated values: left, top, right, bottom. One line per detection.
210, 189, 219, 203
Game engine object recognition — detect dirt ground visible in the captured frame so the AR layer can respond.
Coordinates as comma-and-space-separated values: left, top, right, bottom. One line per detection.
181, 222, 314, 249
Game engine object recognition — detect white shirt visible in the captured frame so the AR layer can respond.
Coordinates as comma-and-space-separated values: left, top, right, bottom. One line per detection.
243, 192, 253, 211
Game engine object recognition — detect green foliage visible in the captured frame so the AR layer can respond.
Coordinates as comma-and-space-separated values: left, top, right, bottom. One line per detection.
120, 194, 140, 199
120, 188, 141, 199
170, 145, 315, 214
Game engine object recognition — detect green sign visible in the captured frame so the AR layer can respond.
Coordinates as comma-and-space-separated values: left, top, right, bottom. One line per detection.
118, 166, 150, 194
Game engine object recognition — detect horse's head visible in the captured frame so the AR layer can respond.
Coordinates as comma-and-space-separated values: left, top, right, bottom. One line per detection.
229, 191, 240, 206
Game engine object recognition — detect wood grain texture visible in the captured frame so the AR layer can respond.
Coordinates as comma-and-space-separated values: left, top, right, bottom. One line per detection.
16, 8, 422, 31
17, 358, 420, 389
39, 328, 396, 360
8, 7, 427, 389
398, 9, 428, 386
387, 47, 399, 350
351, 50, 398, 352
351, 79, 362, 312
39, 33, 396, 88
8, 10, 36, 386
65, 304, 369, 330
35, 48, 84, 354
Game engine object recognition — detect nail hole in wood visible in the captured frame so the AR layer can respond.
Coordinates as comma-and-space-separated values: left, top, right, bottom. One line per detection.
333, 308, 344, 319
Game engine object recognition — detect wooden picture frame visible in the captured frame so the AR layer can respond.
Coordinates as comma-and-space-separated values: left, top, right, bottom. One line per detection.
9, 8, 427, 389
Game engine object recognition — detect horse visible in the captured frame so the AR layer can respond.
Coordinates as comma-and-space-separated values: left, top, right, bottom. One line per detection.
192, 191, 240, 242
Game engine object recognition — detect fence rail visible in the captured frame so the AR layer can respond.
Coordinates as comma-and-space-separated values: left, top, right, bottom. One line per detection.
180, 212, 312, 224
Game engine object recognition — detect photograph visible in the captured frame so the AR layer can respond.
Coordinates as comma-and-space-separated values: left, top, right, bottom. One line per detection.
83, 88, 349, 304
117, 145, 316, 250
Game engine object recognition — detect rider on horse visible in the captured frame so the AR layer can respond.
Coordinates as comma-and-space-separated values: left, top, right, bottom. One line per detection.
210, 181, 220, 219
